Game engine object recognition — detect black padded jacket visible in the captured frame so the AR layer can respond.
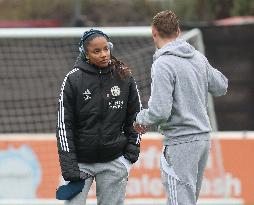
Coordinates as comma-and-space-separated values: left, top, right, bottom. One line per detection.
56, 59, 141, 181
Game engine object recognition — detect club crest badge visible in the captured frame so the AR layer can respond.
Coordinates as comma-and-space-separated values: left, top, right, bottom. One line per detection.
111, 86, 120, 97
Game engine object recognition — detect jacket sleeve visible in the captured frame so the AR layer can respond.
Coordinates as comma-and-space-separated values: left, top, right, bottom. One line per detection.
204, 57, 228, 96
136, 59, 174, 126
123, 77, 141, 164
56, 73, 80, 181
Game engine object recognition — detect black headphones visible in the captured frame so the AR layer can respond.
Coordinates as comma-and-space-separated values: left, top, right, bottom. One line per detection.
79, 29, 113, 60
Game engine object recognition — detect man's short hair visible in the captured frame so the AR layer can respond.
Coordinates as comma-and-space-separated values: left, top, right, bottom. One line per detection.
152, 10, 180, 38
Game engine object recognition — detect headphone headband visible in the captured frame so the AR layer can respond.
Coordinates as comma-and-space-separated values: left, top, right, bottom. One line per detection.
79, 29, 110, 47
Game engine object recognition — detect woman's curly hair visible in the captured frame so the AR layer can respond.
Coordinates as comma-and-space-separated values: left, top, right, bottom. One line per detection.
110, 55, 131, 79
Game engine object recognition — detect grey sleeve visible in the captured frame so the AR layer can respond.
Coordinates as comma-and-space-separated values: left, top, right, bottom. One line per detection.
206, 58, 228, 96
136, 60, 174, 126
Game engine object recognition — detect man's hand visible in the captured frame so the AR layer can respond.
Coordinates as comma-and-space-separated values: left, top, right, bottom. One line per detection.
133, 122, 147, 134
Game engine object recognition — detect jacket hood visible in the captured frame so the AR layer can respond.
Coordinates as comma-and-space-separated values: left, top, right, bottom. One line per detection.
153, 38, 195, 61
74, 58, 112, 75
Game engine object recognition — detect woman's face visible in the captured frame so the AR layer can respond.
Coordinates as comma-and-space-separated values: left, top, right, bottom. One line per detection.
86, 36, 111, 68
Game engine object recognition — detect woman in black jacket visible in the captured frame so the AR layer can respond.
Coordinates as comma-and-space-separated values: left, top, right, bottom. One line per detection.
56, 29, 141, 205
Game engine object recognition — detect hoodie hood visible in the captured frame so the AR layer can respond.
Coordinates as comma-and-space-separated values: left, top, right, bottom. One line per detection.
153, 38, 195, 62
74, 58, 112, 75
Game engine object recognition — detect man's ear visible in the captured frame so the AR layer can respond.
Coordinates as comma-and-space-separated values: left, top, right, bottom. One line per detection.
176, 27, 181, 37
151, 25, 157, 38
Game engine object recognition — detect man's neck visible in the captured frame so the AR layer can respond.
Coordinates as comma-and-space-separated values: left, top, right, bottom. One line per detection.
157, 37, 177, 49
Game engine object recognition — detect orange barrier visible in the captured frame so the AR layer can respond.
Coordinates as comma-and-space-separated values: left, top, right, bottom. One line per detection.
0, 132, 253, 203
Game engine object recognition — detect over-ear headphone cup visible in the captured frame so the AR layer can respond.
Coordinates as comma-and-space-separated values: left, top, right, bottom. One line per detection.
108, 42, 114, 51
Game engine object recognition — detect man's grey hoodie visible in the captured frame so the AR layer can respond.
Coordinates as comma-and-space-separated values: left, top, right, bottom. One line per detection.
136, 38, 228, 144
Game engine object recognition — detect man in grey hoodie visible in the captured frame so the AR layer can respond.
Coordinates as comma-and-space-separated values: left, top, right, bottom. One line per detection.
134, 10, 228, 205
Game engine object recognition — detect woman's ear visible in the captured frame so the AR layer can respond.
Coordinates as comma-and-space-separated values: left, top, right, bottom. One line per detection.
85, 51, 89, 59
